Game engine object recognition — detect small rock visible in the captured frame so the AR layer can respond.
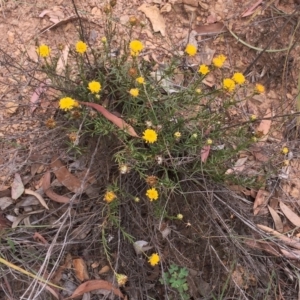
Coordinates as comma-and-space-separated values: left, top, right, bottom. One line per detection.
7, 31, 15, 44
91, 6, 102, 16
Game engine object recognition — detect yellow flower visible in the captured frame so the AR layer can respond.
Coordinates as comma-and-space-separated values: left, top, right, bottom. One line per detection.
185, 44, 197, 56
148, 253, 160, 266
232, 72, 245, 85
36, 44, 50, 57
146, 188, 159, 201
212, 54, 226, 68
255, 83, 265, 94
250, 114, 257, 121
75, 41, 87, 54
59, 97, 79, 111
195, 89, 201, 94
198, 64, 209, 75
223, 78, 236, 93
177, 214, 183, 220
206, 139, 213, 145
104, 191, 117, 203
192, 133, 198, 139
129, 40, 144, 56
143, 129, 158, 143
136, 77, 145, 84
282, 147, 289, 155
174, 132, 181, 139
129, 88, 139, 97
116, 274, 128, 286
88, 81, 101, 94
134, 197, 140, 202
119, 164, 130, 174
101, 37, 107, 43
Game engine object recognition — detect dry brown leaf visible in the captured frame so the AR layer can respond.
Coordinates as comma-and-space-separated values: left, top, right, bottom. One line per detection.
257, 224, 300, 250
255, 108, 272, 141
5, 102, 19, 114
194, 22, 227, 36
268, 205, 283, 233
138, 4, 166, 36
33, 232, 48, 245
30, 83, 47, 114
39, 6, 65, 23
0, 197, 13, 210
241, 0, 263, 17
80, 102, 139, 137
73, 258, 89, 282
64, 280, 124, 299
11, 173, 24, 200
42, 172, 71, 204
24, 189, 49, 210
99, 265, 110, 274
56, 46, 69, 75
253, 189, 269, 216
225, 157, 248, 174
245, 239, 281, 257
280, 201, 300, 227
12, 210, 44, 228
51, 156, 87, 193
51, 253, 72, 284
200, 145, 210, 163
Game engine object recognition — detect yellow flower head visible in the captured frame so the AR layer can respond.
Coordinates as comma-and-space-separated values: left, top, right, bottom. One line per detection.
142, 129, 158, 143
282, 147, 289, 155
136, 77, 145, 84
146, 188, 159, 201
195, 89, 201, 94
101, 37, 107, 43
129, 40, 144, 56
174, 132, 181, 139
88, 81, 101, 94
59, 97, 79, 111
206, 138, 213, 145
116, 274, 128, 286
185, 44, 197, 56
76, 41, 87, 54
36, 44, 50, 58
198, 64, 209, 75
223, 78, 236, 93
232, 72, 245, 85
255, 83, 265, 94
104, 191, 117, 203
177, 214, 183, 220
213, 54, 227, 68
250, 114, 257, 121
148, 253, 160, 266
129, 88, 139, 97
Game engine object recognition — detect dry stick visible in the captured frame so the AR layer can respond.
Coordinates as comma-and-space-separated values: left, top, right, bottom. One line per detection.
0, 257, 63, 290
257, 224, 300, 250
243, 5, 300, 76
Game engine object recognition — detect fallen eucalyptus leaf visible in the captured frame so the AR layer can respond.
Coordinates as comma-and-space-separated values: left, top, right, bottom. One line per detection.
133, 240, 153, 255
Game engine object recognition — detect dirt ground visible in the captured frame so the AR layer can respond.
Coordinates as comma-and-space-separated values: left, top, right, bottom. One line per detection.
1, 0, 300, 299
